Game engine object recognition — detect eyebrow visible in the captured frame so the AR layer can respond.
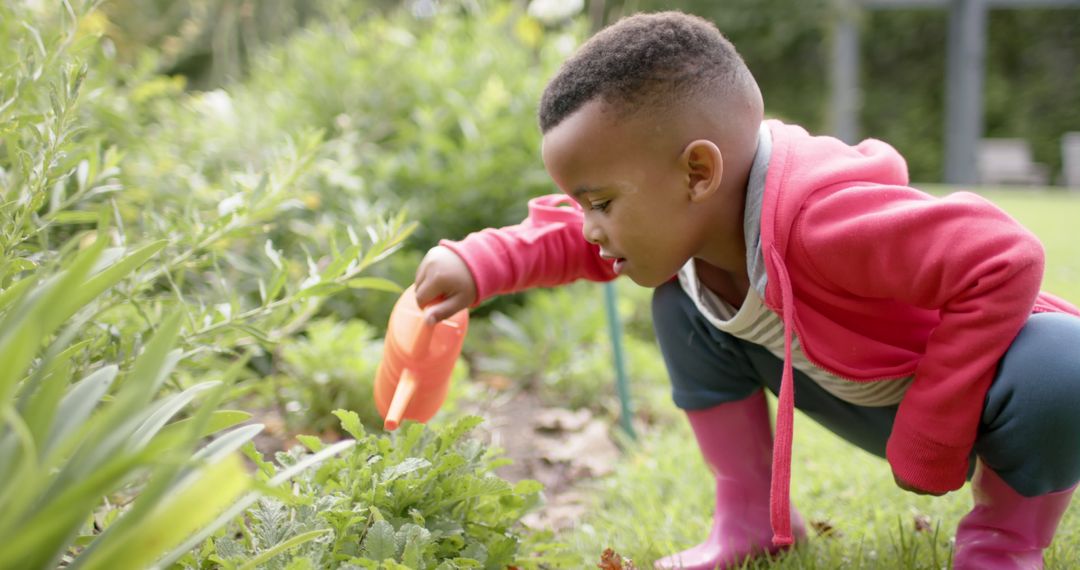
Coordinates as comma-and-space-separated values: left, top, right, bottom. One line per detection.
572, 186, 601, 199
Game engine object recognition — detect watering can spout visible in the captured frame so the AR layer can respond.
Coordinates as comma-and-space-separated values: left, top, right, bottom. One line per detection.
383, 368, 418, 431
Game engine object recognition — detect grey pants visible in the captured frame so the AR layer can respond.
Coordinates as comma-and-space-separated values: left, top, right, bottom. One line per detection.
651, 280, 1080, 496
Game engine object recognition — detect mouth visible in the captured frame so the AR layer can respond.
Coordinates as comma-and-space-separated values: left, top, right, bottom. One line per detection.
599, 250, 626, 274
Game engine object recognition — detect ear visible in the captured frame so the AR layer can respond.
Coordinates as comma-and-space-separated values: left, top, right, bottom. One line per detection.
680, 139, 724, 202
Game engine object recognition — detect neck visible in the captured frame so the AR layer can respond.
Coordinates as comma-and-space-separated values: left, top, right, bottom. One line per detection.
696, 160, 751, 277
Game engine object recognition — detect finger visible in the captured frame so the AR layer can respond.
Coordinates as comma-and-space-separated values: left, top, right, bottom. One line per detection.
422, 294, 466, 325
414, 276, 437, 307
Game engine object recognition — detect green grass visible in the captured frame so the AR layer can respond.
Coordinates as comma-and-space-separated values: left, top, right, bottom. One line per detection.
559, 189, 1080, 568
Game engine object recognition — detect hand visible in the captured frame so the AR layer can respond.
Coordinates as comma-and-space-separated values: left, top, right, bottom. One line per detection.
414, 245, 477, 324
893, 472, 947, 496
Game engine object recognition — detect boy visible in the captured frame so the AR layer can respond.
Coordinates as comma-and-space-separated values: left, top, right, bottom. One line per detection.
413, 11, 1080, 569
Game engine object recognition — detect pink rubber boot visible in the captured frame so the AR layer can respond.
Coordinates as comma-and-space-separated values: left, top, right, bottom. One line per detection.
654, 390, 806, 570
953, 462, 1076, 570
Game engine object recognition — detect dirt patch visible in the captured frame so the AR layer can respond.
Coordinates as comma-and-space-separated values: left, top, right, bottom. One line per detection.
245, 386, 623, 532
464, 388, 622, 532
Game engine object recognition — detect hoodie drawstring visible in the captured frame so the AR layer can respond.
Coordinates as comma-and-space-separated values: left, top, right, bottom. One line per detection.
768, 247, 796, 547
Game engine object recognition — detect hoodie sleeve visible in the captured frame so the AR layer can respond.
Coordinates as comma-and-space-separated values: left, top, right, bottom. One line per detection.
439, 194, 617, 304
794, 186, 1044, 493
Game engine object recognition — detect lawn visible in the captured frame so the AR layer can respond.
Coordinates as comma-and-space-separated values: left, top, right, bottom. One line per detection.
563, 188, 1080, 569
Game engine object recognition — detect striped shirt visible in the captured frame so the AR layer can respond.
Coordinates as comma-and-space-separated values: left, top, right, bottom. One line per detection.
678, 259, 912, 407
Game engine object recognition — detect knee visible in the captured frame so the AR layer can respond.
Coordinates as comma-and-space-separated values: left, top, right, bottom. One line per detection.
992, 314, 1080, 430
1004, 313, 1080, 371
983, 313, 1080, 493
996, 313, 1080, 410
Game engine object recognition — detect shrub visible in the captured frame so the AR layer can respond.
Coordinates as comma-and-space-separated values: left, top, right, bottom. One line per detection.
0, 3, 403, 567
179, 413, 552, 569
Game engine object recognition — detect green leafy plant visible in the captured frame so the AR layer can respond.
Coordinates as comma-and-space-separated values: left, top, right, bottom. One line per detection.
179, 413, 550, 569
0, 3, 401, 568
0, 232, 258, 570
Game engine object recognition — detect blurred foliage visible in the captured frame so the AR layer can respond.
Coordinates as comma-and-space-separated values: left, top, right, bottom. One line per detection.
862, 7, 1080, 184
98, 0, 399, 88
608, 0, 1080, 183
234, 1, 577, 249
92, 0, 582, 327
271, 318, 385, 433
467, 280, 669, 417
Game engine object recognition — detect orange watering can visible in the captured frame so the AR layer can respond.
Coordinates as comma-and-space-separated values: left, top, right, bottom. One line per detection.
374, 284, 469, 431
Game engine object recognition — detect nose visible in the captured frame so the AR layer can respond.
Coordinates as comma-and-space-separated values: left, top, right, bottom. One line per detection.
582, 214, 604, 245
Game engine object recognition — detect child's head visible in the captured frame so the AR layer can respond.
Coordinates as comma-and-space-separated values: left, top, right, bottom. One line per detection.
538, 12, 763, 286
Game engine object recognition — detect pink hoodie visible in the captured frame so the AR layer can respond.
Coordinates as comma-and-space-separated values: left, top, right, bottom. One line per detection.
440, 120, 1080, 545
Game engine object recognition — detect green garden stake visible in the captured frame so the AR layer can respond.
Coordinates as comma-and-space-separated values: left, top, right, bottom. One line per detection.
604, 281, 636, 440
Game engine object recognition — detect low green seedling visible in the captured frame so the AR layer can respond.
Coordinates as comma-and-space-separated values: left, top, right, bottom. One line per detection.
180, 413, 553, 570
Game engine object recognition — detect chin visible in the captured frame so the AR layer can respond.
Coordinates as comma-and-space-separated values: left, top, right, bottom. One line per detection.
629, 273, 669, 289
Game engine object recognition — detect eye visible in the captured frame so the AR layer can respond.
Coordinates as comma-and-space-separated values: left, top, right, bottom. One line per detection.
589, 199, 611, 212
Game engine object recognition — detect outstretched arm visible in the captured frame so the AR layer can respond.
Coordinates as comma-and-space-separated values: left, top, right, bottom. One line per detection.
416, 194, 617, 321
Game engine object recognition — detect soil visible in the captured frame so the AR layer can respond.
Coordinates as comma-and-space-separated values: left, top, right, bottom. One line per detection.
462, 387, 622, 532
248, 386, 624, 533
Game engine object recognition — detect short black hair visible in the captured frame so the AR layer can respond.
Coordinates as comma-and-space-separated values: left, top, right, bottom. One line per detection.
538, 11, 751, 133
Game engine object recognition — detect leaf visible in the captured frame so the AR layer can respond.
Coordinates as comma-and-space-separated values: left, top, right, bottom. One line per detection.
49, 210, 100, 224
192, 424, 264, 464
126, 381, 219, 451
242, 442, 276, 478
266, 267, 288, 301
346, 277, 403, 294
227, 322, 277, 345
44, 365, 118, 454
295, 434, 324, 453
237, 529, 331, 570
332, 409, 365, 440
121, 312, 184, 406
214, 536, 244, 561
264, 240, 283, 270
485, 536, 518, 569
397, 523, 431, 569
0, 450, 152, 568
294, 282, 344, 299
596, 548, 637, 570
362, 520, 398, 561
512, 479, 543, 495
380, 457, 432, 483
145, 411, 253, 457
63, 239, 168, 331
460, 543, 487, 564
0, 273, 35, 313
438, 416, 484, 452
0, 236, 104, 402
322, 243, 363, 281
75, 453, 251, 570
